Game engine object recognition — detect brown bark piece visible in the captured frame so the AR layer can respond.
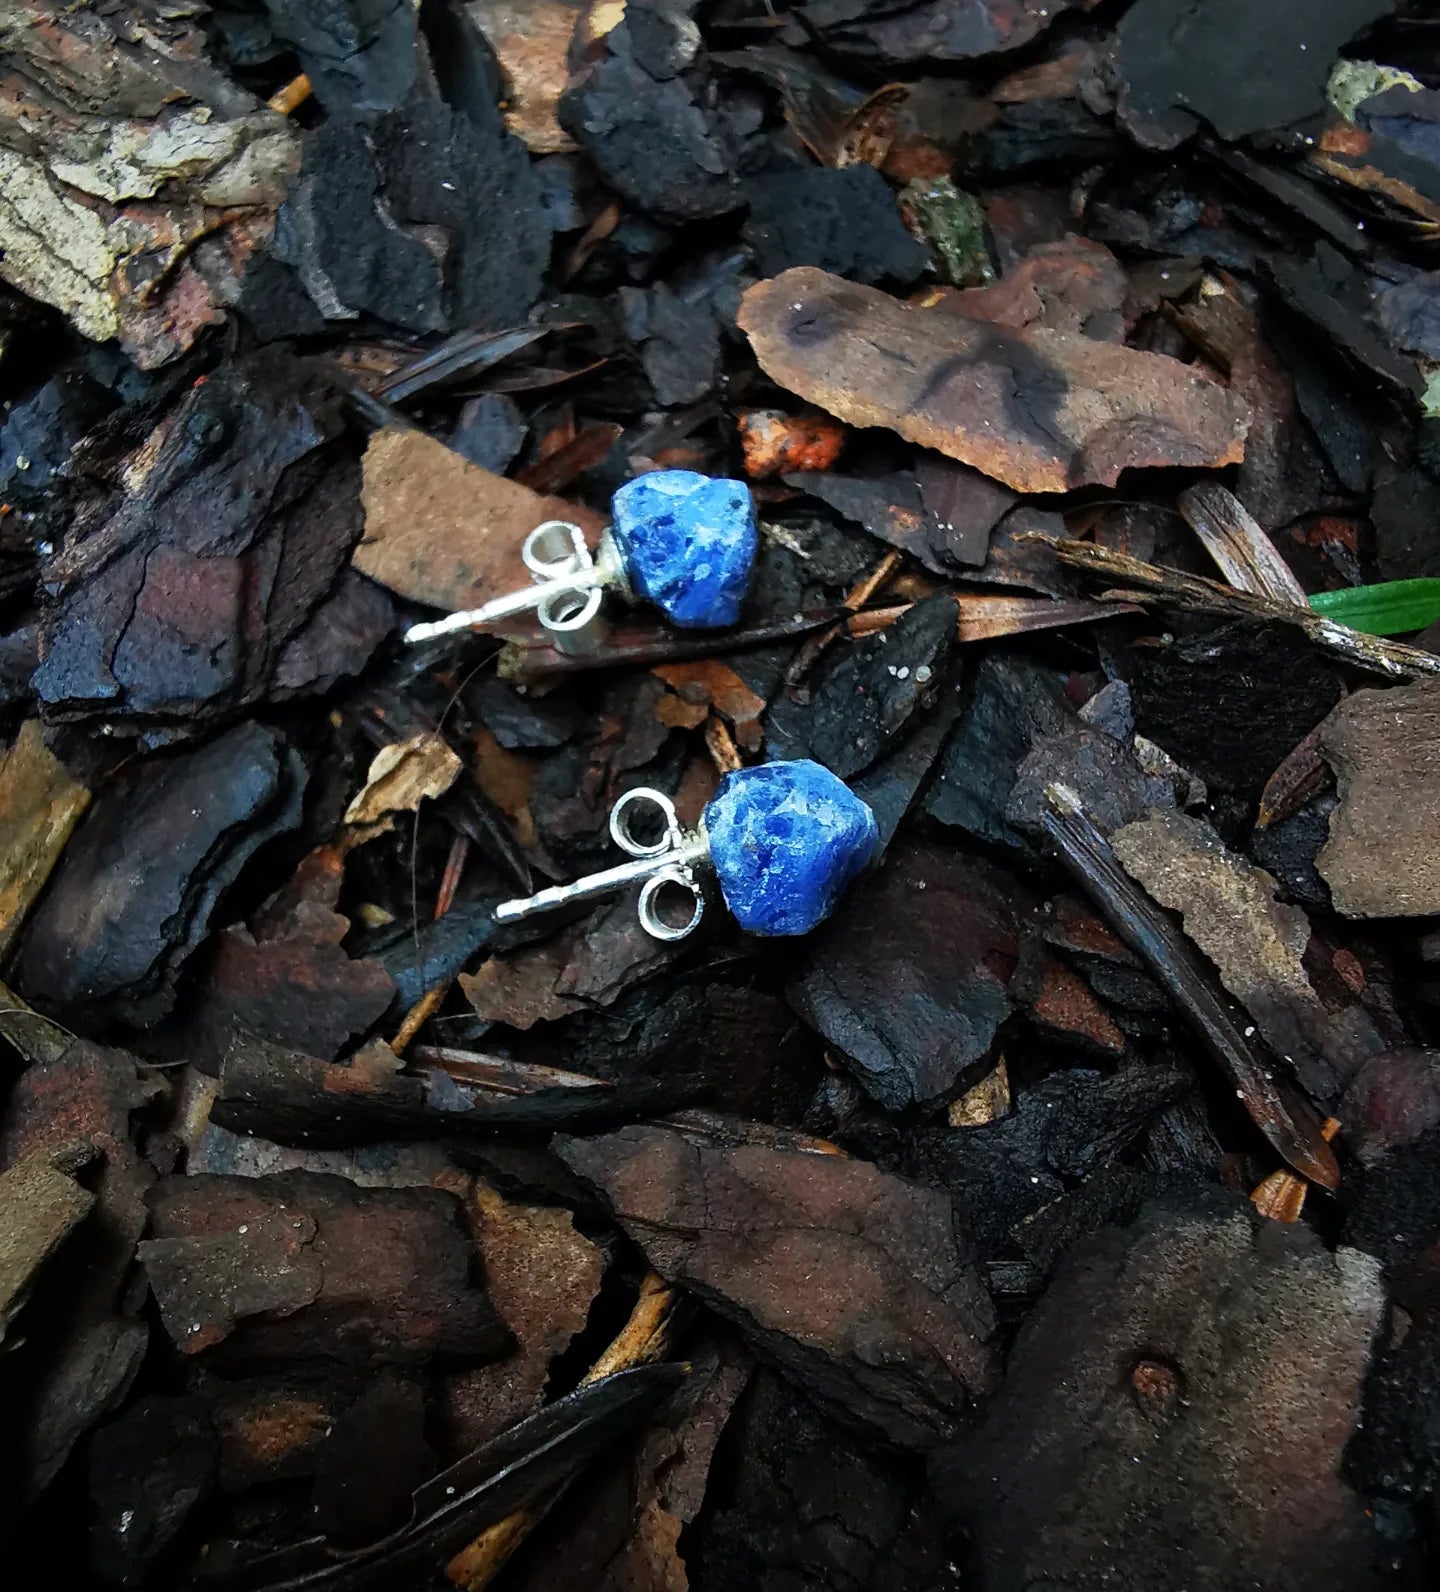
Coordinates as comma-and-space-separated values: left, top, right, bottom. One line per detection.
201, 902, 397, 1063
470, 0, 581, 154
1027, 953, 1127, 1055
0, 1145, 94, 1346
355, 427, 606, 613
936, 1194, 1386, 1592
140, 1170, 510, 1365
556, 1123, 998, 1449
945, 235, 1128, 341
0, 722, 90, 959
461, 892, 679, 1027
1339, 1048, 1440, 1163
1113, 809, 1384, 1098
737, 268, 1249, 492
440, 1181, 605, 1452
1, 1040, 161, 1492
202, 1372, 352, 1490
1317, 681, 1440, 917
460, 939, 584, 1030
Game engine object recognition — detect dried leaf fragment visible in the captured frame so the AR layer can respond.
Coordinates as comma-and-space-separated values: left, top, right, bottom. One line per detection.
737, 268, 1249, 492
345, 733, 463, 832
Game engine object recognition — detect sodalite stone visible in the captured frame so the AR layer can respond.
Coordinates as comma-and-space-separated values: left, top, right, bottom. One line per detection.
703, 760, 879, 936
611, 469, 757, 629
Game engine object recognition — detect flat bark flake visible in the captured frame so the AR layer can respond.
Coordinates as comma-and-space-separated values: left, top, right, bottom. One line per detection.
738, 267, 1250, 492
556, 1123, 998, 1448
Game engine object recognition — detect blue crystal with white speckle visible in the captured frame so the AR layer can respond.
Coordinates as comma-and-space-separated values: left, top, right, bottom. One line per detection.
611, 470, 757, 629
703, 760, 879, 936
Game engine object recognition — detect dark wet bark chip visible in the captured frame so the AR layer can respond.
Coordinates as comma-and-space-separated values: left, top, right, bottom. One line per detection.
935, 1191, 1387, 1592
743, 164, 929, 285
788, 841, 1023, 1110
924, 650, 1073, 849
139, 1169, 510, 1365
1125, 621, 1343, 805
689, 1371, 954, 1592
898, 1064, 1192, 1261
32, 351, 388, 738
555, 1122, 999, 1448
1111, 0, 1396, 148
557, 27, 741, 222
13, 724, 306, 1029
764, 593, 956, 778
788, 0, 1094, 67
88, 1395, 217, 1584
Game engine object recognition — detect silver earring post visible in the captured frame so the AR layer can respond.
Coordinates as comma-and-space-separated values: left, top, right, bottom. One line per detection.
495, 788, 709, 942
403, 522, 627, 649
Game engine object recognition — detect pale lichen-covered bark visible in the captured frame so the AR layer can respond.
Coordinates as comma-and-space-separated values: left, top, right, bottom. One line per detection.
0, 1, 299, 363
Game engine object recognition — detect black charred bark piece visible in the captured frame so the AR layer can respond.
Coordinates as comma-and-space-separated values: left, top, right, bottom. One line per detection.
765, 593, 955, 778
789, 840, 1023, 1111
743, 165, 928, 285
689, 1371, 954, 1592
211, 1032, 710, 1146
88, 1395, 217, 1584
1111, 0, 1396, 148
557, 5, 741, 222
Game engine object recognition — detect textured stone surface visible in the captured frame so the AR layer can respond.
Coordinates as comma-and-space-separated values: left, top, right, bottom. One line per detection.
611, 470, 757, 629
705, 760, 879, 936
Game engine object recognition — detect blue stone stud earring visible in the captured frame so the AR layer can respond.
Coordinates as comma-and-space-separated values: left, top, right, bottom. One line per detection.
495, 759, 879, 941
404, 469, 758, 647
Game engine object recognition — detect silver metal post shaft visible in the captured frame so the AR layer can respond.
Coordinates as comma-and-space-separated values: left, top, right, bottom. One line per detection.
495, 788, 710, 941
404, 567, 604, 643
494, 835, 709, 923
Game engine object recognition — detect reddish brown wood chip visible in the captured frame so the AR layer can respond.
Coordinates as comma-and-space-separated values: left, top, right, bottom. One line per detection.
556, 1123, 998, 1448
737, 268, 1250, 492
140, 1170, 509, 1364
355, 428, 605, 614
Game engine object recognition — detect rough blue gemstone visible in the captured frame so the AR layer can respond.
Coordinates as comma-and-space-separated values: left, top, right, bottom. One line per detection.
704, 760, 879, 936
611, 469, 757, 629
